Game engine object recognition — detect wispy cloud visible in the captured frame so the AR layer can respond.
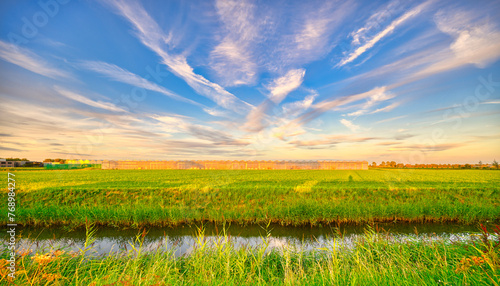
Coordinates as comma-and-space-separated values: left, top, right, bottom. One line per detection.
295, 86, 390, 127
54, 86, 127, 113
338, 1, 429, 67
288, 1, 354, 64
102, 0, 252, 112
202, 107, 228, 117
349, 0, 403, 46
340, 119, 360, 132
354, 7, 500, 88
289, 138, 337, 148
186, 125, 249, 146
346, 86, 395, 116
210, 0, 258, 86
370, 102, 400, 114
482, 100, 500, 105
266, 69, 306, 104
281, 91, 317, 118
267, 90, 319, 141
394, 133, 415, 140
376, 141, 401, 146
80, 60, 204, 108
210, 0, 354, 84
0, 40, 70, 79
375, 115, 407, 124
412, 8, 500, 76
151, 114, 248, 147
289, 134, 377, 148
243, 69, 306, 132
243, 101, 273, 132
389, 143, 464, 152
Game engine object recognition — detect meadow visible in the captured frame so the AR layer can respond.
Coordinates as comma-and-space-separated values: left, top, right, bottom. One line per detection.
1, 169, 499, 227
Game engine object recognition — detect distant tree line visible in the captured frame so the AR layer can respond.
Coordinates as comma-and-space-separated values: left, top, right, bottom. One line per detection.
370, 160, 499, 169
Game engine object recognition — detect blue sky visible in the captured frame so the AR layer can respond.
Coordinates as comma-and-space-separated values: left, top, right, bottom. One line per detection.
0, 0, 499, 163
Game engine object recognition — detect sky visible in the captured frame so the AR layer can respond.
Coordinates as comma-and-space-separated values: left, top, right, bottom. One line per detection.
0, 0, 499, 164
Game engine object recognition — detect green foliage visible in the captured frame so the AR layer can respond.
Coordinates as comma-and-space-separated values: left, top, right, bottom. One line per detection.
44, 164, 101, 170
3, 157, 29, 161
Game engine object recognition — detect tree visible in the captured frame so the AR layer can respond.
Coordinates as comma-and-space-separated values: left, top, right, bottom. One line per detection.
6, 158, 28, 161
493, 159, 499, 169
371, 162, 377, 167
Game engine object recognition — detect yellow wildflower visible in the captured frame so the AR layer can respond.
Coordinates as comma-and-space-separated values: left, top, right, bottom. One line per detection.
31, 253, 56, 265
52, 250, 65, 257
41, 273, 63, 282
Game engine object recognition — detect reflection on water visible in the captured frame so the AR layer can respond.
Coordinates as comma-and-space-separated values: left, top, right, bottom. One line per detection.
2, 222, 497, 257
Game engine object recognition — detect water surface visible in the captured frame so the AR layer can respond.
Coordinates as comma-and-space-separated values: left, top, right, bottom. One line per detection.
3, 222, 496, 257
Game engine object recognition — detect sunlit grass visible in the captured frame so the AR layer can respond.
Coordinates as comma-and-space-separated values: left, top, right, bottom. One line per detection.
1, 169, 499, 227
1, 224, 499, 285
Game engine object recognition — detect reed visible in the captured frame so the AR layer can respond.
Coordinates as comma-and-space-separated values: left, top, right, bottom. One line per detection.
1, 224, 498, 285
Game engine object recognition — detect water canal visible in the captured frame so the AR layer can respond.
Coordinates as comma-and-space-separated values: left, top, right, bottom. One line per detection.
4, 222, 497, 257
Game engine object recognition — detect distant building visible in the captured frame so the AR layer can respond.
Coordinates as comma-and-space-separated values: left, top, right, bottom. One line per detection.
0, 160, 43, 167
0, 159, 14, 168
101, 160, 369, 170
66, 159, 103, 165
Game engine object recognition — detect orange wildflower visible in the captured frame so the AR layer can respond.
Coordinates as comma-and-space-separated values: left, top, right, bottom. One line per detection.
31, 253, 56, 265
41, 273, 63, 282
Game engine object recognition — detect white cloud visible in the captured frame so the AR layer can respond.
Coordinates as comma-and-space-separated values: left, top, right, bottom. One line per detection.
202, 107, 228, 117
481, 100, 500, 105
54, 86, 127, 113
0, 40, 70, 79
271, 122, 307, 141
210, 0, 259, 86
284, 1, 355, 67
370, 102, 400, 114
242, 69, 306, 132
426, 9, 500, 69
281, 92, 317, 118
289, 86, 398, 131
266, 69, 306, 104
340, 119, 360, 132
357, 8, 500, 86
349, 0, 402, 46
151, 114, 190, 133
210, 0, 354, 84
313, 86, 388, 115
375, 115, 407, 124
242, 102, 271, 132
347, 87, 396, 116
80, 60, 203, 107
151, 114, 248, 146
210, 39, 257, 86
294, 17, 331, 52
102, 0, 252, 113
339, 1, 429, 67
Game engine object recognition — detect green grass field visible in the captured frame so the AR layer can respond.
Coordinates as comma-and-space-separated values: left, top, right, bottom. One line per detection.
2, 169, 499, 227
